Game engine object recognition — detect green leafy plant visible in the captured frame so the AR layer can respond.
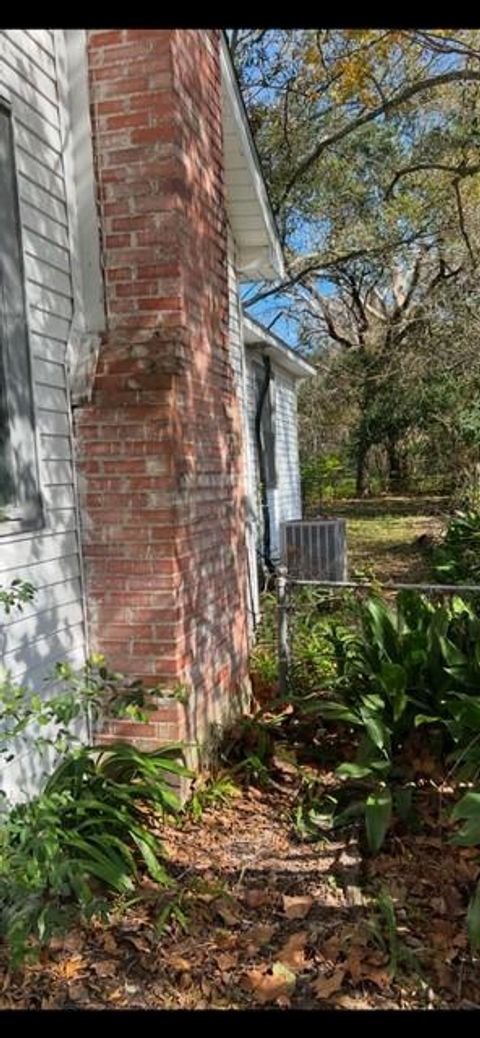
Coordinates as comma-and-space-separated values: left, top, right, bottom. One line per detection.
0, 742, 190, 966
303, 590, 480, 851
366, 889, 421, 979
450, 792, 480, 953
187, 773, 240, 821
0, 579, 36, 615
434, 510, 480, 586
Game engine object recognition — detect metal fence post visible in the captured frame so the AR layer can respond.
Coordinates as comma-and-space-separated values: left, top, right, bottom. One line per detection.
277, 564, 290, 698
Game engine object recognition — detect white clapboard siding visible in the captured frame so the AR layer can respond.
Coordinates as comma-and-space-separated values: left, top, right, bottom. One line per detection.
32, 357, 68, 389
275, 370, 302, 522
20, 179, 68, 229
227, 230, 260, 629
3, 29, 57, 80
5, 623, 86, 682
41, 508, 78, 533
25, 257, 71, 299
0, 30, 87, 726
40, 435, 73, 459
36, 408, 70, 436
15, 148, 65, 203
20, 204, 70, 251
1, 32, 59, 104
23, 29, 56, 60
29, 309, 71, 343
244, 356, 302, 549
41, 484, 76, 510
3, 600, 85, 658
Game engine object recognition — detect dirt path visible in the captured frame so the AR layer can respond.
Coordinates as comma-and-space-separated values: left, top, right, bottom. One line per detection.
2, 780, 478, 1011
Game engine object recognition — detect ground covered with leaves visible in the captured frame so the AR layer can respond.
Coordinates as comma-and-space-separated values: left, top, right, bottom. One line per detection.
1, 769, 479, 1011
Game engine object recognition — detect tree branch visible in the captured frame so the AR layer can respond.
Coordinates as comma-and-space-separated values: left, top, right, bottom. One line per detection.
276, 68, 480, 212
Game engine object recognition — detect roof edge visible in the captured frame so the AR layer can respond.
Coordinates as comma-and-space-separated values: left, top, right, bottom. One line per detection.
220, 33, 285, 281
243, 312, 316, 379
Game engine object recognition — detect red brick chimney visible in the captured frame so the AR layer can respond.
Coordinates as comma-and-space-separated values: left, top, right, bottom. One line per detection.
74, 29, 250, 759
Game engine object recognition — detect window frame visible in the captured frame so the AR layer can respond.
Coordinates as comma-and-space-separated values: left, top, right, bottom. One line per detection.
0, 96, 43, 536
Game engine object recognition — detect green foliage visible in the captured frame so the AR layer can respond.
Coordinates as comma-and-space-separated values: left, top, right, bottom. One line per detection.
187, 774, 240, 822
367, 889, 421, 979
302, 590, 480, 850
0, 743, 189, 966
450, 792, 480, 952
0, 652, 184, 766
301, 453, 354, 510
434, 510, 480, 585
0, 579, 36, 616
0, 582, 195, 967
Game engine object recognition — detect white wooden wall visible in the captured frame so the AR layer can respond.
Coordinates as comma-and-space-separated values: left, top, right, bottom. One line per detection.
275, 369, 302, 523
0, 30, 87, 797
244, 351, 303, 563
227, 231, 260, 630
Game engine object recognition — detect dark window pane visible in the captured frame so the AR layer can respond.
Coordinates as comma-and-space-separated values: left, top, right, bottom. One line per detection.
0, 102, 41, 525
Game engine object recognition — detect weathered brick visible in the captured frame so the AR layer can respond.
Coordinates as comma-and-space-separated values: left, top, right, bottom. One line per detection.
77, 29, 250, 761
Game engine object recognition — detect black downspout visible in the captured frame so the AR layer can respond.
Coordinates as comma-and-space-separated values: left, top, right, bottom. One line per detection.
255, 355, 275, 574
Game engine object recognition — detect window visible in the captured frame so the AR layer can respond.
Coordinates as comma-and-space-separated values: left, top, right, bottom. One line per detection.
0, 102, 42, 533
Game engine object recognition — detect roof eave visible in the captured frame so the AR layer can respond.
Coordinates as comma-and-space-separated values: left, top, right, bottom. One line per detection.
220, 36, 285, 282
243, 313, 316, 380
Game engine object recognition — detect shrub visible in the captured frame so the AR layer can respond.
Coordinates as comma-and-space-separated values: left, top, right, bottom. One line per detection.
302, 590, 480, 851
434, 510, 480, 585
0, 742, 189, 966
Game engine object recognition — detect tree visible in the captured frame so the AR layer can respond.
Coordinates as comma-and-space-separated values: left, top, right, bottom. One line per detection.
233, 30, 480, 500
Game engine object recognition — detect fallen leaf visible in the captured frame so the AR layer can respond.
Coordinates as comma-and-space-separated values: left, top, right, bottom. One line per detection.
242, 923, 277, 952
169, 955, 192, 973
312, 968, 345, 1000
101, 932, 118, 955
363, 967, 392, 989
244, 888, 270, 909
49, 931, 85, 954
272, 961, 296, 985
245, 967, 296, 1004
91, 960, 117, 979
277, 931, 308, 970
319, 934, 342, 961
215, 951, 239, 971
345, 947, 363, 983
282, 895, 314, 920
215, 898, 241, 926
67, 981, 90, 1003
122, 933, 152, 954
107, 987, 125, 1002
336, 994, 373, 1010
55, 955, 87, 980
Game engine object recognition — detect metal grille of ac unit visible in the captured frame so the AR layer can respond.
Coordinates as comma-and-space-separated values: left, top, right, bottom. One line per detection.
280, 519, 347, 581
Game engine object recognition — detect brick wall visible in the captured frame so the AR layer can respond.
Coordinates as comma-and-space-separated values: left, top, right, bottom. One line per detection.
75, 29, 251, 761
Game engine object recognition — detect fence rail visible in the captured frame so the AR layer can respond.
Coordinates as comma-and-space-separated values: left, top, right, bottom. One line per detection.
275, 565, 480, 697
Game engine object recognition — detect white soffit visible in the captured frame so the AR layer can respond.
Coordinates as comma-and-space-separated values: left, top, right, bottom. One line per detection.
220, 36, 285, 282
243, 313, 315, 380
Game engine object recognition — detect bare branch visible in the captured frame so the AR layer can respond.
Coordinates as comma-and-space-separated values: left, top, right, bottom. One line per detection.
386, 160, 480, 199
454, 177, 476, 267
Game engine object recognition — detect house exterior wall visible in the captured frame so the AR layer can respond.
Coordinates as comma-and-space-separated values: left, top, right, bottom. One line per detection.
227, 230, 259, 631
244, 350, 303, 568
0, 30, 89, 797
75, 29, 251, 758
275, 369, 302, 525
